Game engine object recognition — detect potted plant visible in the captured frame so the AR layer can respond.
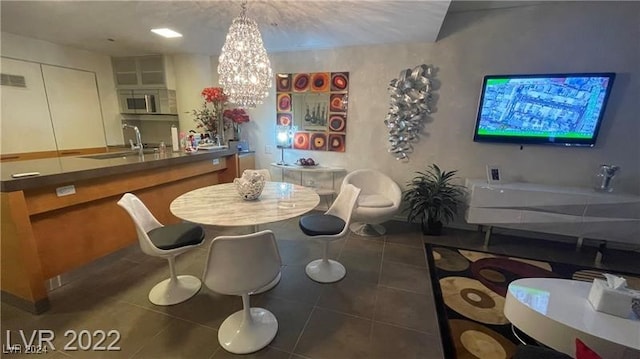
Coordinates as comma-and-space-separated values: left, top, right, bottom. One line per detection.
402, 164, 465, 235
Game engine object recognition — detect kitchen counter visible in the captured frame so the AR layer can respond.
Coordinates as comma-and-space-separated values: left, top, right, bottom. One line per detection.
1, 147, 236, 192
1, 147, 242, 313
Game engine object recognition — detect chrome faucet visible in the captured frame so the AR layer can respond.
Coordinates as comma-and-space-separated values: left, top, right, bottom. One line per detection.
122, 124, 143, 156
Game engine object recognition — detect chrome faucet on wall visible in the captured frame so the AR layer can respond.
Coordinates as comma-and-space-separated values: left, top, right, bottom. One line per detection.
122, 124, 143, 156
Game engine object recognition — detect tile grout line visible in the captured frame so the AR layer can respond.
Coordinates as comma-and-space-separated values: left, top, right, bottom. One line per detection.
314, 298, 376, 321
383, 257, 428, 269
208, 346, 222, 359
289, 306, 317, 358
372, 317, 438, 336
122, 300, 221, 332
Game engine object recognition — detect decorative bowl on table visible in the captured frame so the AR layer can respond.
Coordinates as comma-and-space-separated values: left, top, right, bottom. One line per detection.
233, 171, 266, 200
296, 158, 319, 167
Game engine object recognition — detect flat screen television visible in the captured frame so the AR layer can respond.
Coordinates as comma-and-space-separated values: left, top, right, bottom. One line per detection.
473, 73, 615, 147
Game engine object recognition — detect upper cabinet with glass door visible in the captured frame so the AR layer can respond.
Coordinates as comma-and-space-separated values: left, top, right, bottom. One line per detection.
111, 55, 175, 90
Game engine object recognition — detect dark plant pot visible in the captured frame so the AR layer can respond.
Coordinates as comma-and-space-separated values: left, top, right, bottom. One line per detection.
422, 219, 443, 236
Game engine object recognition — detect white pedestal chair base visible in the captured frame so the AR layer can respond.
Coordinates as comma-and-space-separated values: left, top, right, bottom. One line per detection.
305, 259, 346, 283
350, 222, 386, 237
218, 308, 278, 354
148, 275, 201, 306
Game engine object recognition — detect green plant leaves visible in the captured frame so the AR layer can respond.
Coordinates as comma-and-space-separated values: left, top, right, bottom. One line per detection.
402, 163, 465, 226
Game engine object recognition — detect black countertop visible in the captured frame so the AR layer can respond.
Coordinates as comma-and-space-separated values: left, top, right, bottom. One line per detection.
1, 148, 237, 192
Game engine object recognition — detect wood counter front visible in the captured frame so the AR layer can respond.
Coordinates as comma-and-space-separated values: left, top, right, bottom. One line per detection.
1, 151, 240, 313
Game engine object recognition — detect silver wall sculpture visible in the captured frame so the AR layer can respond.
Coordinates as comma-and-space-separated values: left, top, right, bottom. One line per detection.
384, 64, 435, 161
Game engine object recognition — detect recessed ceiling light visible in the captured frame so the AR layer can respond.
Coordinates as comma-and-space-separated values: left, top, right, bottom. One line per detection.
151, 28, 183, 38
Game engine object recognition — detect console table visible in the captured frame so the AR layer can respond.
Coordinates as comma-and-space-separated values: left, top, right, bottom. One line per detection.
465, 179, 640, 255
270, 163, 346, 207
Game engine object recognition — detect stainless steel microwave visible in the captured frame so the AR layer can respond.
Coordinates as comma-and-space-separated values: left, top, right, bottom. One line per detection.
118, 89, 177, 115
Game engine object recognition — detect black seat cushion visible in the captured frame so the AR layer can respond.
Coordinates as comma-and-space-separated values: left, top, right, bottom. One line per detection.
299, 214, 346, 236
147, 222, 205, 250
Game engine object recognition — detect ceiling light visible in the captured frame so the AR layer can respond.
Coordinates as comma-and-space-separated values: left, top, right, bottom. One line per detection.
217, 1, 272, 108
151, 28, 183, 38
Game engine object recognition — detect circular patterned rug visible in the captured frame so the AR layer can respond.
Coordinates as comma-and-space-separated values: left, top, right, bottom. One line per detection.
428, 244, 640, 359
449, 319, 517, 359
440, 276, 509, 325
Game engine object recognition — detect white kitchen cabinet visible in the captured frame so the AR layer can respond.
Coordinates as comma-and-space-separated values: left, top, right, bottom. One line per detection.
41, 65, 107, 150
0, 57, 58, 154
112, 55, 174, 89
111, 56, 138, 86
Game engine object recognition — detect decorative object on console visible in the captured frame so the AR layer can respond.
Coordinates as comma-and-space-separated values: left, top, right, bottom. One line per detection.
233, 170, 266, 200
595, 164, 619, 192
296, 158, 317, 167
486, 164, 502, 184
403, 164, 465, 235
276, 71, 349, 153
217, 0, 272, 108
192, 87, 227, 143
384, 64, 436, 161
276, 124, 296, 165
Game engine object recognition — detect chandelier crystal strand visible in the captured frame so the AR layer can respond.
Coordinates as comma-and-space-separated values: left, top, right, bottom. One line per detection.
218, 1, 273, 108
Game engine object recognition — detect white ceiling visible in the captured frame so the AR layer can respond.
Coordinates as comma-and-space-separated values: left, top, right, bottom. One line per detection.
0, 0, 454, 57
0, 1, 549, 57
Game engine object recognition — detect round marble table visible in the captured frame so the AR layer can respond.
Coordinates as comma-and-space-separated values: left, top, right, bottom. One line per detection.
170, 181, 320, 293
504, 278, 640, 358
170, 181, 320, 227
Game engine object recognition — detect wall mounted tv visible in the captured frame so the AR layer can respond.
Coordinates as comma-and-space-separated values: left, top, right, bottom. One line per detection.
473, 73, 615, 147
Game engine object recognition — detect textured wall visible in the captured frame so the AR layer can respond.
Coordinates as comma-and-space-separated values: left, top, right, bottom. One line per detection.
247, 2, 639, 195
173, 54, 216, 134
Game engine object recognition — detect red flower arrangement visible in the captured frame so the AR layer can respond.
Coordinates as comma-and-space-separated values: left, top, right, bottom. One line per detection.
223, 108, 250, 124
202, 87, 227, 104
192, 87, 227, 134
223, 108, 251, 140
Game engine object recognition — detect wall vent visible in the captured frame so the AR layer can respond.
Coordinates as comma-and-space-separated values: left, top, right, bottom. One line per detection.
1, 73, 26, 88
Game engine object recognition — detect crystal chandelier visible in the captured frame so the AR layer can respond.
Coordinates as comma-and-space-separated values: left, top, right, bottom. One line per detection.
218, 1, 273, 108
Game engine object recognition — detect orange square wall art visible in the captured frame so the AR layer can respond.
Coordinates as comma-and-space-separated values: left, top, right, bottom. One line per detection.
275, 71, 349, 153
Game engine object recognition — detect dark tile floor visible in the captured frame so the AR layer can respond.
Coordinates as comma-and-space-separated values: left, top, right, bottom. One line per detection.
3, 220, 638, 359
1, 219, 442, 359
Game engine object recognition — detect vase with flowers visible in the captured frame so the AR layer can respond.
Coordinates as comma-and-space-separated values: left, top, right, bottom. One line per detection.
192, 87, 228, 143
223, 108, 251, 141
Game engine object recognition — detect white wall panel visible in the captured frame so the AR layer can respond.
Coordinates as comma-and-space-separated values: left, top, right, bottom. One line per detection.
42, 65, 106, 150
0, 57, 57, 153
1, 32, 121, 145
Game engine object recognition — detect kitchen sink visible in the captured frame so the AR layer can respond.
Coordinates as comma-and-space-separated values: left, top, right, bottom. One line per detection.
82, 149, 157, 159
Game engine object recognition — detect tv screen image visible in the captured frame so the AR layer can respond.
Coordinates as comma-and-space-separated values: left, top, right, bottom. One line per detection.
473, 73, 615, 146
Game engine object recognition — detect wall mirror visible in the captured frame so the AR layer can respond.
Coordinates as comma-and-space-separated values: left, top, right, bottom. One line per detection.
276, 72, 349, 152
